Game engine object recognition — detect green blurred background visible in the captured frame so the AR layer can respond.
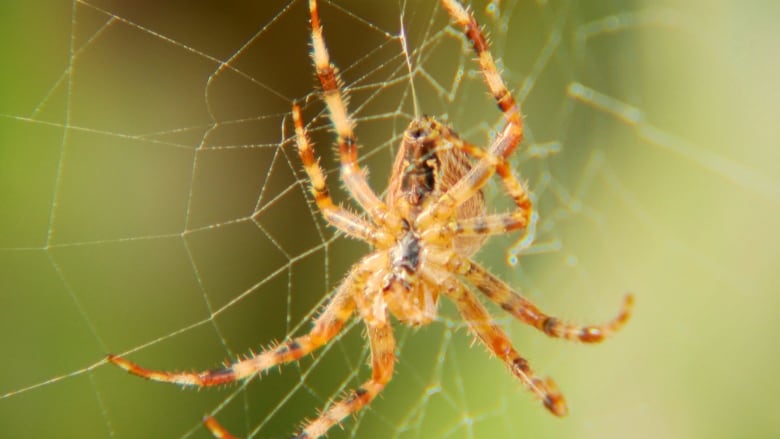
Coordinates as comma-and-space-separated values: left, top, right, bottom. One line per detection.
1, 0, 778, 438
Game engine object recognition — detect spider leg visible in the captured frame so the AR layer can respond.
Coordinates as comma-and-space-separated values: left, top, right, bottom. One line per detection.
454, 141, 532, 216
206, 261, 396, 439
418, 0, 525, 228
422, 141, 532, 243
308, 0, 400, 230
203, 416, 237, 439
294, 320, 395, 438
441, 0, 522, 132
422, 211, 527, 246
453, 256, 633, 343
107, 259, 373, 387
293, 104, 393, 246
442, 275, 567, 416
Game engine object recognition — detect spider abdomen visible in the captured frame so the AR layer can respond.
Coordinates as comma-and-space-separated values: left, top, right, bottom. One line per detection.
386, 117, 487, 256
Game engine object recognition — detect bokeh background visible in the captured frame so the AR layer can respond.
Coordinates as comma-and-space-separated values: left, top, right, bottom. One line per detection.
1, 0, 778, 438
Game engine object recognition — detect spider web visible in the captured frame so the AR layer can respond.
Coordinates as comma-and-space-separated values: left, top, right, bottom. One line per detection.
2, 0, 779, 438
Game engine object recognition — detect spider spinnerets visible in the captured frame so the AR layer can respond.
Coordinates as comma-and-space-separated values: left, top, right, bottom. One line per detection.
108, 1, 633, 437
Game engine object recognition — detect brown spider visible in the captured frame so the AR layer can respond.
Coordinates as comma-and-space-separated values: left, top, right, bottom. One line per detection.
108, 0, 633, 437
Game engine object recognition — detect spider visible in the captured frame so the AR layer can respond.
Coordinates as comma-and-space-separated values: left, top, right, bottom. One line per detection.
108, 0, 633, 437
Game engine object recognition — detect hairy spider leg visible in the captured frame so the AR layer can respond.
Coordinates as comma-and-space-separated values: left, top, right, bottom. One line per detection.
293, 104, 393, 247
421, 140, 532, 243
308, 0, 401, 231
441, 276, 567, 416
417, 0, 526, 229
107, 259, 372, 387
294, 321, 395, 439
456, 256, 634, 343
441, 0, 522, 130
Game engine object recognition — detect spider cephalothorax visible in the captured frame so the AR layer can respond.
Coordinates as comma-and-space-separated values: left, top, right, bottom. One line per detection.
108, 1, 633, 438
